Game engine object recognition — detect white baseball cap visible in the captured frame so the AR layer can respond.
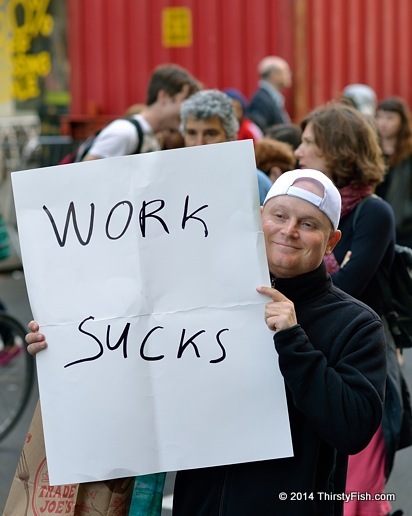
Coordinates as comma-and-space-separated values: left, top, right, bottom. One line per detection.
263, 169, 342, 230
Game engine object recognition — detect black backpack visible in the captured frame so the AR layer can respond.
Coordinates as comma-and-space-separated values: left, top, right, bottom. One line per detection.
59, 117, 144, 164
353, 195, 412, 348
379, 244, 412, 349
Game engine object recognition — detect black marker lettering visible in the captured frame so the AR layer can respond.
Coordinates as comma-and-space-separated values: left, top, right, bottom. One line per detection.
105, 201, 133, 240
43, 202, 94, 247
139, 199, 169, 237
106, 322, 131, 358
140, 326, 164, 361
64, 316, 103, 368
181, 195, 209, 237
210, 328, 229, 363
177, 328, 205, 358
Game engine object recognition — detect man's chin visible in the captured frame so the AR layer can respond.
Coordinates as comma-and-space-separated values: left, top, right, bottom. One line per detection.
269, 259, 298, 277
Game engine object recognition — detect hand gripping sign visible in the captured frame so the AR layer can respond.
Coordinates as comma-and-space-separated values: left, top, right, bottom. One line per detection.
12, 140, 292, 486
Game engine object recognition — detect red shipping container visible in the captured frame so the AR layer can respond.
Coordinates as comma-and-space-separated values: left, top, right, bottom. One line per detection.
65, 0, 412, 134
65, 0, 294, 135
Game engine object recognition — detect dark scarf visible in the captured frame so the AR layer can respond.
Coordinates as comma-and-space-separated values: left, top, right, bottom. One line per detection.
324, 183, 373, 274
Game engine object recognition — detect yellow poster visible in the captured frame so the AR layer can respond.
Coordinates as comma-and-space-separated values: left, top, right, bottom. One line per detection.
9, 0, 54, 101
162, 7, 192, 48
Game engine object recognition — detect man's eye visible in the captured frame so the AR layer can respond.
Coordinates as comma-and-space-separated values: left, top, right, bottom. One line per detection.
301, 221, 314, 228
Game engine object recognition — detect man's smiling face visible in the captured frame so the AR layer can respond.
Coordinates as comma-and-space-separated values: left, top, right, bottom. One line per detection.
261, 179, 341, 278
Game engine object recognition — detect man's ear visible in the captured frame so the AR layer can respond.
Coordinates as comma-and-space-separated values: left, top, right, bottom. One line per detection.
260, 205, 264, 218
325, 229, 341, 255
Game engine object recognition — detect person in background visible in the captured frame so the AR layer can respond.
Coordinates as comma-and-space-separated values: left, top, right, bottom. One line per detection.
375, 96, 412, 370
82, 64, 200, 160
26, 169, 387, 516
123, 103, 147, 117
180, 89, 272, 204
223, 88, 263, 142
264, 122, 302, 169
375, 96, 412, 248
295, 101, 404, 516
265, 122, 302, 151
247, 56, 292, 132
124, 102, 185, 151
158, 125, 185, 150
254, 137, 296, 182
340, 83, 377, 119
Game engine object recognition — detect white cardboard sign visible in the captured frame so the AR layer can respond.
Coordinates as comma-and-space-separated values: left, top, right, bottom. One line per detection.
12, 140, 292, 486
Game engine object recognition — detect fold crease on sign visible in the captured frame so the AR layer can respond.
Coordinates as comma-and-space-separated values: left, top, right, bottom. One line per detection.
39, 300, 270, 328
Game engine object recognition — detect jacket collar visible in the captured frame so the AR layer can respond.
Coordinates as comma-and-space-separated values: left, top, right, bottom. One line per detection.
271, 262, 331, 305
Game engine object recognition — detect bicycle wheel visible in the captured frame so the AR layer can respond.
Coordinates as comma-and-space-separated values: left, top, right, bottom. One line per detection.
0, 313, 34, 441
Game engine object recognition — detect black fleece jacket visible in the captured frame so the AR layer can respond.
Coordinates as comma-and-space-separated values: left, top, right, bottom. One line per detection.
173, 263, 386, 516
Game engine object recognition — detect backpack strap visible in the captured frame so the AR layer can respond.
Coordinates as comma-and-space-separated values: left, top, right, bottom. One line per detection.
123, 117, 144, 155
75, 130, 103, 162
352, 194, 396, 313
76, 117, 144, 162
351, 194, 375, 229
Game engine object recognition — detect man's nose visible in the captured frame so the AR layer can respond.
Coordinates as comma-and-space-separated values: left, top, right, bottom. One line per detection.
282, 219, 299, 236
194, 134, 206, 146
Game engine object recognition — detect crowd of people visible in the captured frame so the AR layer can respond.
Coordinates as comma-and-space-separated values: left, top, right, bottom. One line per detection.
22, 58, 412, 516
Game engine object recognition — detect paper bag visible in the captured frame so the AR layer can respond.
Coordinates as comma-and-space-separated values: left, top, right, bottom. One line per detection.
3, 401, 133, 515
75, 479, 134, 515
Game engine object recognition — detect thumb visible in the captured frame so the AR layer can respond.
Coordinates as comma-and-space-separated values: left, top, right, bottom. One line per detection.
256, 285, 288, 302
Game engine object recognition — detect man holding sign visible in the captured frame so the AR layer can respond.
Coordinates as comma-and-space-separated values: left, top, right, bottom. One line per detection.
171, 170, 386, 515
26, 169, 386, 515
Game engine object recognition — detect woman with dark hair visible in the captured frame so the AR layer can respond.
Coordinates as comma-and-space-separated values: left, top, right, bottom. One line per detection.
375, 96, 412, 248
265, 122, 302, 151
295, 101, 402, 516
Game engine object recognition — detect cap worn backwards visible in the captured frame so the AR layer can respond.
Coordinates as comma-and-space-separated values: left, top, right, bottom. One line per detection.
263, 169, 342, 230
